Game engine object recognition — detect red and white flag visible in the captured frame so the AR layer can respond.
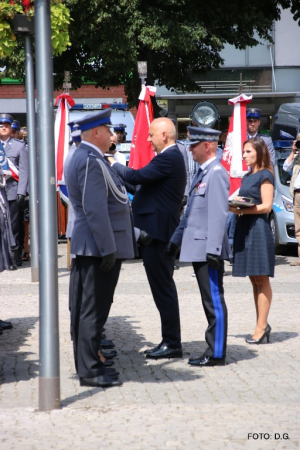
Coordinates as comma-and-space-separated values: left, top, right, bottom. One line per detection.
54, 93, 75, 186
7, 158, 19, 181
129, 85, 156, 169
221, 94, 253, 197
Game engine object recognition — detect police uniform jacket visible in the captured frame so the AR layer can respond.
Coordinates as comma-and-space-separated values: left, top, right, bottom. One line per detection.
112, 144, 186, 242
4, 138, 29, 201
67, 142, 136, 259
176, 140, 190, 196
251, 133, 275, 167
171, 158, 232, 262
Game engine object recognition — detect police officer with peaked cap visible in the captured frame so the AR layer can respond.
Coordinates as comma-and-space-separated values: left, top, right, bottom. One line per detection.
67, 108, 137, 388
0, 113, 29, 268
114, 123, 127, 144
64, 123, 81, 240
167, 125, 231, 367
246, 108, 275, 166
11, 120, 21, 139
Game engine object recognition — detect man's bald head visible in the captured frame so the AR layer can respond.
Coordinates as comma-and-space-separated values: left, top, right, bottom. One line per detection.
147, 118, 176, 153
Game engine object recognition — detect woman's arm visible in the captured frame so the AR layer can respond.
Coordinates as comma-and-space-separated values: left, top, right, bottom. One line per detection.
229, 180, 274, 216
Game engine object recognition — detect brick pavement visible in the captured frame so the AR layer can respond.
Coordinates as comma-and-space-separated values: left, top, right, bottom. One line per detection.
0, 244, 299, 449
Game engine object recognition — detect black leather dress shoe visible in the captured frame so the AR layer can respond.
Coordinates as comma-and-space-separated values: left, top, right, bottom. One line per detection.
188, 355, 225, 367
0, 320, 13, 330
146, 344, 183, 360
144, 342, 163, 355
99, 339, 115, 349
79, 376, 122, 387
101, 349, 117, 359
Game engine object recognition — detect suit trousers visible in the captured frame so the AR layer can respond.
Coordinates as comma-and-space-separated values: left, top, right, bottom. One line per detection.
140, 240, 181, 348
193, 261, 227, 359
70, 255, 122, 378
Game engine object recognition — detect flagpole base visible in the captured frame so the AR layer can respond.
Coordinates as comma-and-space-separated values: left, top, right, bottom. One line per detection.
31, 266, 39, 282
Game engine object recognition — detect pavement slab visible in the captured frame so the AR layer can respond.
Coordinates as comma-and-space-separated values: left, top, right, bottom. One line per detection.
0, 244, 299, 449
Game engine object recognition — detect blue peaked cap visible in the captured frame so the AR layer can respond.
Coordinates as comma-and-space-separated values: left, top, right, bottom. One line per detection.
72, 109, 114, 132
0, 113, 14, 124
246, 108, 262, 119
11, 120, 21, 130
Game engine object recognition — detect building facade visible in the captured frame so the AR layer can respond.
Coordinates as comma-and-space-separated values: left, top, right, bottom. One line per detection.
156, 9, 300, 134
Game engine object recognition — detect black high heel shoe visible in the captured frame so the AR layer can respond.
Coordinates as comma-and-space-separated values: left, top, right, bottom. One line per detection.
246, 324, 271, 344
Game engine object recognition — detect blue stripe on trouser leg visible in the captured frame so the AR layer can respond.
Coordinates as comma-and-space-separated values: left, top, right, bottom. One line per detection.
208, 266, 224, 359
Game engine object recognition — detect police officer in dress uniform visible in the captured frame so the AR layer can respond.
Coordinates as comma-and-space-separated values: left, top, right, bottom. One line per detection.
167, 126, 232, 367
67, 109, 137, 388
0, 114, 29, 268
247, 108, 275, 166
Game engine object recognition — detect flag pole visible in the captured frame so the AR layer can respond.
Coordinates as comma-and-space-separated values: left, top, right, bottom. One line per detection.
137, 61, 147, 87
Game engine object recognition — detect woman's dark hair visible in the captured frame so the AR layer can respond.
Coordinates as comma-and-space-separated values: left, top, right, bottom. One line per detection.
243, 138, 272, 172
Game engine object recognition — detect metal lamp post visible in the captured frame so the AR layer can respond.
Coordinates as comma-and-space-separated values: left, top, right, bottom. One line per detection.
10, 18, 39, 283
35, 0, 60, 411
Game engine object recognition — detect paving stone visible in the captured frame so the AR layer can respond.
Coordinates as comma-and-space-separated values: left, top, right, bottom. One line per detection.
0, 246, 299, 449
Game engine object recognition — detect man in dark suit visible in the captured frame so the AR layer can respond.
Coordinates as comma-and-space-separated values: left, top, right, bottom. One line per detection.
67, 109, 137, 388
247, 108, 275, 166
109, 118, 186, 359
0, 114, 29, 268
168, 126, 231, 367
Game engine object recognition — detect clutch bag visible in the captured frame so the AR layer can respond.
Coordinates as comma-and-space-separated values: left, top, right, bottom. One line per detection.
228, 197, 254, 208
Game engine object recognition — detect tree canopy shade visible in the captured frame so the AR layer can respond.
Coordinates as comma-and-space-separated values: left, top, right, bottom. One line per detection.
1, 0, 300, 108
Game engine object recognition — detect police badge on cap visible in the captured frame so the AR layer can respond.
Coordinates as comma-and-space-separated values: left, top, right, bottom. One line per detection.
246, 108, 262, 119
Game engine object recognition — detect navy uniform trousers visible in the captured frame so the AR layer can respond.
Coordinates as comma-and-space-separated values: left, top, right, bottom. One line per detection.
70, 256, 122, 378
193, 260, 227, 359
140, 239, 181, 348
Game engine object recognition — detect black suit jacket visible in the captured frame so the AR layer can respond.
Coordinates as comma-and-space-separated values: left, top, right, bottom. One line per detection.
112, 144, 186, 242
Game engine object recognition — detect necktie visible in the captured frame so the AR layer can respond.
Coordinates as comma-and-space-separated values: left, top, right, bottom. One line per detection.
196, 167, 203, 183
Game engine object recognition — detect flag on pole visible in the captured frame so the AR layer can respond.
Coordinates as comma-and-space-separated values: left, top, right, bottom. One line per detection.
54, 93, 75, 186
221, 94, 253, 197
129, 85, 156, 169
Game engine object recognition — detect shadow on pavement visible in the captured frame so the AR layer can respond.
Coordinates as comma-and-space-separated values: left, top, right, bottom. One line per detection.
60, 314, 265, 407
275, 255, 296, 266
232, 331, 298, 344
0, 316, 39, 384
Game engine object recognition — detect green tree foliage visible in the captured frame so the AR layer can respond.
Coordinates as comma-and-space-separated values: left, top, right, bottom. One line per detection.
1, 0, 300, 107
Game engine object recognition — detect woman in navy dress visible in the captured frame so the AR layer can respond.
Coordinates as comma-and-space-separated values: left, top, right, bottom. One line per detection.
229, 138, 274, 345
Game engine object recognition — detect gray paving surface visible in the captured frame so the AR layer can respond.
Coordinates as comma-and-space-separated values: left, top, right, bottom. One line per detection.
0, 244, 299, 449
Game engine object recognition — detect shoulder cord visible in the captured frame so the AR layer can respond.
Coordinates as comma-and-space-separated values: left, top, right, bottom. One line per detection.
0, 175, 6, 188
82, 157, 128, 214
96, 158, 128, 204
